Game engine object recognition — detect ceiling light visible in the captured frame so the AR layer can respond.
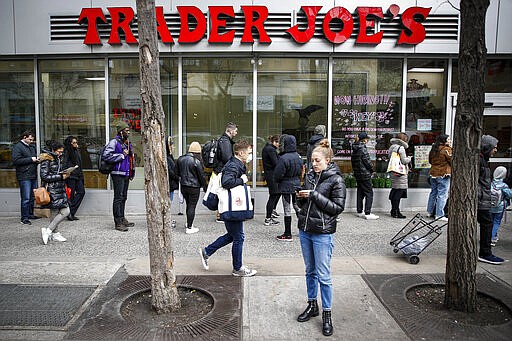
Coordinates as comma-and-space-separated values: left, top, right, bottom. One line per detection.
408, 68, 445, 73
84, 77, 105, 81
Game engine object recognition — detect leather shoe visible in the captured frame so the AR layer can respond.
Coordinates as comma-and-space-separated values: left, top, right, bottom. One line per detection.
121, 218, 135, 227
72, 215, 79, 220
322, 311, 333, 336
115, 223, 129, 232
297, 300, 319, 322
28, 215, 41, 220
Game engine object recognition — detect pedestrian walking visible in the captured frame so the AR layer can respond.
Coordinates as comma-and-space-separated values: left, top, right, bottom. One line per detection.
274, 134, 303, 241
63, 136, 85, 221
351, 131, 378, 220
102, 121, 136, 232
12, 130, 40, 225
306, 124, 326, 171
166, 136, 179, 229
39, 140, 71, 244
427, 134, 452, 221
296, 139, 346, 337
262, 134, 281, 226
388, 132, 411, 218
176, 142, 207, 234
477, 135, 504, 265
490, 166, 512, 246
199, 139, 257, 277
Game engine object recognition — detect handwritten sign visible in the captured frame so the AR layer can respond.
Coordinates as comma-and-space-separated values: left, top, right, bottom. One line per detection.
414, 145, 432, 169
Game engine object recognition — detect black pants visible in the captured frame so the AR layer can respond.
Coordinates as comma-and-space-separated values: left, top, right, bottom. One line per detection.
266, 194, 281, 218
356, 179, 374, 215
389, 188, 407, 213
477, 209, 493, 257
66, 178, 85, 216
112, 175, 130, 224
181, 185, 200, 228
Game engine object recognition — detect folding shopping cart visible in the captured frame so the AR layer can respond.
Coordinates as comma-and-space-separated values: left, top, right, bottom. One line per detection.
389, 213, 447, 264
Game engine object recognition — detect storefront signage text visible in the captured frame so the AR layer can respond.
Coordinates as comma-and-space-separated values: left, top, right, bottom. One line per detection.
78, 5, 431, 46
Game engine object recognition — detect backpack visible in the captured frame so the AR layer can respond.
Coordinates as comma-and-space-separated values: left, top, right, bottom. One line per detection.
490, 182, 503, 208
97, 142, 114, 175
202, 139, 218, 169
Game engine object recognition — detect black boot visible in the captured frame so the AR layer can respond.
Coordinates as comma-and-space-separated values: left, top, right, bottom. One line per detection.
297, 300, 319, 322
284, 216, 292, 237
390, 209, 397, 218
322, 310, 333, 336
396, 211, 406, 219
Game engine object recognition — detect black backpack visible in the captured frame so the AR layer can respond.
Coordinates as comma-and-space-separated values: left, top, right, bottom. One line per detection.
97, 142, 114, 175
202, 139, 218, 169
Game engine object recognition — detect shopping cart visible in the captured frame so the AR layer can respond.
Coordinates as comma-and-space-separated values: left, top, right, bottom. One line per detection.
390, 213, 447, 264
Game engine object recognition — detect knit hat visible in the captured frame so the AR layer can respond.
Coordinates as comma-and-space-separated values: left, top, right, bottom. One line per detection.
314, 125, 326, 136
493, 166, 507, 180
116, 121, 130, 133
189, 141, 201, 153
481, 135, 498, 156
358, 132, 369, 140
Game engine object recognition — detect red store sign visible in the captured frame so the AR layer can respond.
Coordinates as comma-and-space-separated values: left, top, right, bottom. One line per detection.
79, 5, 431, 46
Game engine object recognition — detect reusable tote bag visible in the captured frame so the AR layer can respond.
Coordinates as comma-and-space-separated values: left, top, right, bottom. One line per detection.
387, 147, 407, 175
203, 172, 221, 211
218, 183, 254, 221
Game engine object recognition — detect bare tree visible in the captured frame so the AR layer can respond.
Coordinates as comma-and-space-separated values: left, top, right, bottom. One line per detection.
136, 0, 180, 313
445, 0, 489, 312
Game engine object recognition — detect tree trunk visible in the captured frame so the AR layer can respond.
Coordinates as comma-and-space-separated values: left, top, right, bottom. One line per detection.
444, 0, 489, 312
136, 0, 180, 313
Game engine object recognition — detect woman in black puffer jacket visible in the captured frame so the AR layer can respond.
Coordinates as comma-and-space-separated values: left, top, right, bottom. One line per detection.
39, 140, 70, 245
296, 139, 346, 337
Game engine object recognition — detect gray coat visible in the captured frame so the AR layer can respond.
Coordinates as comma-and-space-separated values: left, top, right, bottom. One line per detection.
478, 135, 498, 210
388, 138, 411, 189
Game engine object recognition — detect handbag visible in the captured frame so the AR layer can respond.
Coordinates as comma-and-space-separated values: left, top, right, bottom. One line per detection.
203, 172, 221, 211
218, 182, 254, 221
33, 206, 51, 218
387, 147, 407, 175
33, 185, 51, 206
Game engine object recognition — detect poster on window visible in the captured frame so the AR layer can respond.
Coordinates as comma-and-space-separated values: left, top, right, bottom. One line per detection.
414, 145, 432, 168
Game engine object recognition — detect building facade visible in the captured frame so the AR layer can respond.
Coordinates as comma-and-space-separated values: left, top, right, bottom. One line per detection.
0, 0, 511, 215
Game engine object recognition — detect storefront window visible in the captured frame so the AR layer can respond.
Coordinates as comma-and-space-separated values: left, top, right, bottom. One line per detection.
484, 115, 512, 158
332, 58, 402, 186
161, 59, 179, 142
39, 59, 106, 189
405, 59, 447, 188
452, 59, 512, 93
257, 58, 328, 186
0, 60, 35, 188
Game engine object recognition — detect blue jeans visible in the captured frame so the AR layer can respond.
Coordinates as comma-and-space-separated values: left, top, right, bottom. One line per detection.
427, 176, 450, 218
205, 220, 244, 271
19, 179, 37, 220
299, 229, 334, 311
491, 209, 504, 240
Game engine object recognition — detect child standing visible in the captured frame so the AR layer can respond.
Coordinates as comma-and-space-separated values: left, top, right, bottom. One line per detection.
490, 166, 512, 246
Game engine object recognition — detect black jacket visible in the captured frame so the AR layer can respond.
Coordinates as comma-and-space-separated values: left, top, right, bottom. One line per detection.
176, 153, 207, 191
62, 148, 84, 180
351, 141, 373, 181
214, 133, 234, 174
274, 135, 303, 194
221, 156, 246, 190
39, 151, 69, 209
167, 154, 179, 192
262, 142, 279, 194
12, 141, 38, 181
297, 163, 346, 234
306, 134, 324, 170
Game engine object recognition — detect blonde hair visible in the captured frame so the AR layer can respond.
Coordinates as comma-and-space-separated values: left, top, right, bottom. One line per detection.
312, 139, 333, 161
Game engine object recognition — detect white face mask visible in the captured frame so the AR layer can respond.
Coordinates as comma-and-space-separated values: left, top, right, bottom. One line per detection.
245, 153, 253, 164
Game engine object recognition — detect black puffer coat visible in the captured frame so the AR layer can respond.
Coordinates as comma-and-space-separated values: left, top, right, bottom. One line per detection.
297, 162, 346, 234
214, 133, 234, 174
274, 135, 303, 194
262, 142, 279, 194
39, 151, 69, 209
221, 156, 246, 190
351, 141, 373, 181
176, 153, 207, 191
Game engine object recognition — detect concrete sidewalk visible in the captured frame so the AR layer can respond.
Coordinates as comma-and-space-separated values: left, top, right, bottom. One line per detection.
0, 210, 511, 340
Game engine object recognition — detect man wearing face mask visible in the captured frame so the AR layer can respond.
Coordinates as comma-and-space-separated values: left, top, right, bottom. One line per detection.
102, 121, 136, 232
199, 139, 257, 277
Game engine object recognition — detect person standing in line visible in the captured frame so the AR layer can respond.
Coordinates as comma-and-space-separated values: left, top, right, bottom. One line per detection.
199, 139, 257, 277
262, 134, 281, 226
102, 121, 136, 232
176, 142, 207, 234
296, 139, 346, 337
427, 134, 452, 221
166, 136, 179, 229
490, 166, 512, 246
12, 130, 40, 225
351, 132, 379, 220
477, 135, 504, 265
39, 140, 70, 244
63, 136, 85, 221
274, 134, 303, 241
306, 124, 326, 171
388, 132, 411, 219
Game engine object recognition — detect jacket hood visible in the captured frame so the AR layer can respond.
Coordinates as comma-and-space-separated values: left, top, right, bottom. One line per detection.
390, 138, 409, 149
481, 135, 498, 157
493, 166, 507, 180
281, 134, 297, 153
308, 134, 324, 146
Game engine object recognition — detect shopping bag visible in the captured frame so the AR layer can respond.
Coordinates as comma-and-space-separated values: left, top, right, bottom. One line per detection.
33, 206, 51, 218
387, 149, 407, 175
218, 183, 254, 221
33, 186, 50, 205
65, 185, 72, 199
203, 172, 221, 211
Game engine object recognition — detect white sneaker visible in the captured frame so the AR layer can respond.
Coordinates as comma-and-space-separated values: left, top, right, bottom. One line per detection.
232, 265, 257, 277
41, 228, 50, 245
51, 232, 67, 242
356, 212, 365, 218
364, 213, 380, 220
186, 226, 199, 234
436, 216, 448, 222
